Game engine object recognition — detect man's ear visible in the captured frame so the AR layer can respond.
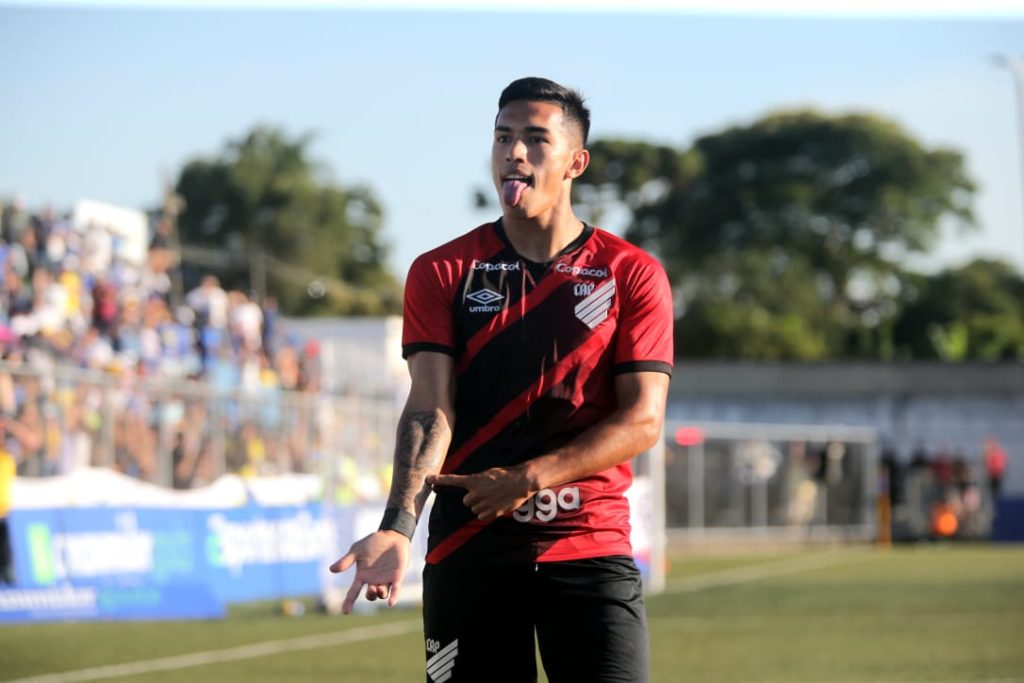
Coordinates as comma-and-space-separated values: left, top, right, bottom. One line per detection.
566, 148, 590, 180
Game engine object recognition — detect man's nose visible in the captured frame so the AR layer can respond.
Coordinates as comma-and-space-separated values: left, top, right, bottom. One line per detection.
506, 138, 527, 161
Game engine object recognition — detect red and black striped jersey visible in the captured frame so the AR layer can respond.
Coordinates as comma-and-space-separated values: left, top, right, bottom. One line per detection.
402, 219, 673, 565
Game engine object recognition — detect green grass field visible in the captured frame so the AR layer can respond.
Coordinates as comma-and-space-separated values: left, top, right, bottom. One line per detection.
2, 545, 1023, 682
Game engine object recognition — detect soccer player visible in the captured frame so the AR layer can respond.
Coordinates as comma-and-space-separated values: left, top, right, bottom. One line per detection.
330, 77, 673, 683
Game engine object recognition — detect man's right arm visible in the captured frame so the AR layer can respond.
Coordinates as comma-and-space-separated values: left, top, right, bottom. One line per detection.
385, 352, 456, 520
328, 351, 454, 613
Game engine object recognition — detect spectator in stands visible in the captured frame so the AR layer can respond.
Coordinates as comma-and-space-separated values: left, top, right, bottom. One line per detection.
261, 295, 279, 354
3, 265, 32, 323
187, 275, 228, 331
880, 447, 905, 507
909, 442, 931, 470
275, 344, 302, 391
1, 198, 29, 244
229, 290, 263, 352
0, 415, 16, 584
7, 227, 35, 282
984, 435, 1008, 498
31, 206, 57, 255
17, 400, 53, 476
932, 445, 955, 493
0, 198, 338, 486
55, 393, 92, 472
146, 218, 176, 295
89, 279, 117, 337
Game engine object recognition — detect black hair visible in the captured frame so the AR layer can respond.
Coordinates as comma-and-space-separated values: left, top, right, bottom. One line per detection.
497, 77, 591, 146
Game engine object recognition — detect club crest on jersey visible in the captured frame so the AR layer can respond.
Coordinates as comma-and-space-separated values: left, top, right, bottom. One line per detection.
574, 278, 616, 329
466, 288, 504, 313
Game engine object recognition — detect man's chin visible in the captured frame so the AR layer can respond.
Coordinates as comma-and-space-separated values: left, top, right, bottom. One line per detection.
501, 202, 530, 218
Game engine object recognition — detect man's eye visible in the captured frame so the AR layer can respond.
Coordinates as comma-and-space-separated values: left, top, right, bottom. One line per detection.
496, 135, 510, 143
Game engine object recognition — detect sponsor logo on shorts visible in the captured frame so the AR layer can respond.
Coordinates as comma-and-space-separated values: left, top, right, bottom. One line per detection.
473, 260, 520, 272
556, 262, 609, 279
426, 638, 458, 683
513, 486, 581, 523
466, 289, 504, 313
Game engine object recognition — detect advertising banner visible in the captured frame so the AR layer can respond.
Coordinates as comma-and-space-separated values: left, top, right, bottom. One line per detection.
4, 502, 337, 623
2, 467, 662, 622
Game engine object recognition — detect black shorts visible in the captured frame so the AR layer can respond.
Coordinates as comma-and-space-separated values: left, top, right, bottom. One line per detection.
421, 555, 648, 683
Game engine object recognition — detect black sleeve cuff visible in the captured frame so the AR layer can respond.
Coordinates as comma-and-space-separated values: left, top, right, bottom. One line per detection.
402, 342, 456, 359
613, 360, 673, 377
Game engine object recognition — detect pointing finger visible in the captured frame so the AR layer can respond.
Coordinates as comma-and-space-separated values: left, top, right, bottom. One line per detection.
342, 579, 363, 615
428, 473, 469, 489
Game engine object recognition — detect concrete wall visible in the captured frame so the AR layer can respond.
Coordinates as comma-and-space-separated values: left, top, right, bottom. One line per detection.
668, 362, 1024, 495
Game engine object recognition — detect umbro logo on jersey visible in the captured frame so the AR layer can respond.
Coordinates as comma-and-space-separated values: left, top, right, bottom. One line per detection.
473, 260, 520, 271
466, 289, 503, 305
466, 289, 504, 313
575, 278, 616, 329
426, 639, 458, 683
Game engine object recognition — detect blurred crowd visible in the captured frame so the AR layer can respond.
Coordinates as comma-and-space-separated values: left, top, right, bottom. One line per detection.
881, 436, 1008, 540
0, 198, 325, 484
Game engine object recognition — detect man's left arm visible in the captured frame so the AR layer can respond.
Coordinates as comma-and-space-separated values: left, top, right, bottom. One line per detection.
427, 370, 669, 520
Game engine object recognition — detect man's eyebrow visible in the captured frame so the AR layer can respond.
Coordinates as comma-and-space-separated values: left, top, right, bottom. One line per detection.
493, 125, 552, 135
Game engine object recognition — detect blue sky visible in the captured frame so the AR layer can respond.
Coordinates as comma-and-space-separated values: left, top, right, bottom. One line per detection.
2, 5, 1023, 279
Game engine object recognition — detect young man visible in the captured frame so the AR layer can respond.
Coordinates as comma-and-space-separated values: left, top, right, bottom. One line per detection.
330, 77, 673, 682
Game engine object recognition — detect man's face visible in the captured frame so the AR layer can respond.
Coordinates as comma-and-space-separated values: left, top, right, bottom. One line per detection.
492, 100, 587, 219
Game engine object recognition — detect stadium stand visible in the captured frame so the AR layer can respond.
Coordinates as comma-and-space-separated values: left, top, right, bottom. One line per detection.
0, 198, 337, 486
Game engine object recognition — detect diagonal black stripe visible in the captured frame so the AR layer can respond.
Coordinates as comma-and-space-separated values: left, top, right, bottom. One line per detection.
446, 287, 616, 472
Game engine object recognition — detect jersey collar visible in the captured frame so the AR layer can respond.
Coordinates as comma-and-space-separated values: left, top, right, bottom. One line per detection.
492, 217, 595, 269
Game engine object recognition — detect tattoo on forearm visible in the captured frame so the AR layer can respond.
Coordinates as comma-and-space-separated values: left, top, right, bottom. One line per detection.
387, 410, 449, 515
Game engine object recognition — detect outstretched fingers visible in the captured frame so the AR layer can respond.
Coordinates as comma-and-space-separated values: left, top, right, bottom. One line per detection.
329, 551, 356, 574
342, 578, 363, 615
388, 576, 404, 607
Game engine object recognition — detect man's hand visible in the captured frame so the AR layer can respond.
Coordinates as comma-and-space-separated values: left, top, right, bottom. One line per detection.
329, 530, 411, 614
427, 466, 538, 521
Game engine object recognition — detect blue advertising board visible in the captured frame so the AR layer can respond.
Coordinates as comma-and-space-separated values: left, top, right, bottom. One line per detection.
2, 501, 342, 623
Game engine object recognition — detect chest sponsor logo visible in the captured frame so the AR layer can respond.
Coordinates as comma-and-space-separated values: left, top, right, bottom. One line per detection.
574, 278, 616, 329
473, 260, 520, 272
513, 486, 581, 523
465, 288, 504, 313
555, 262, 609, 279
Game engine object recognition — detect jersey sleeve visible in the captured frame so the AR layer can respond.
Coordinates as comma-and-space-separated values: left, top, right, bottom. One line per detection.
402, 253, 457, 358
613, 256, 674, 376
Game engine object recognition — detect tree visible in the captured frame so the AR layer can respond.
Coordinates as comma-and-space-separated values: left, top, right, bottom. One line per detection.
675, 250, 835, 360
893, 259, 1024, 360
175, 126, 400, 315
574, 111, 977, 359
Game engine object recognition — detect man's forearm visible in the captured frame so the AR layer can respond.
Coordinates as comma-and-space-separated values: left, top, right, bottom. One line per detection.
523, 405, 662, 493
522, 372, 669, 493
386, 407, 453, 518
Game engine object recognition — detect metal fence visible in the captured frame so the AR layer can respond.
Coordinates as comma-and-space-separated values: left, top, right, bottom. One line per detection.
0, 360, 401, 500
665, 421, 880, 540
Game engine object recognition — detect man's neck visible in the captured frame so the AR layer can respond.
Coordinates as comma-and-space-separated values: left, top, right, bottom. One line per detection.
501, 205, 585, 264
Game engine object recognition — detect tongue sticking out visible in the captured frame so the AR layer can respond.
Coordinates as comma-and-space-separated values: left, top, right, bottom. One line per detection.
503, 179, 528, 207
